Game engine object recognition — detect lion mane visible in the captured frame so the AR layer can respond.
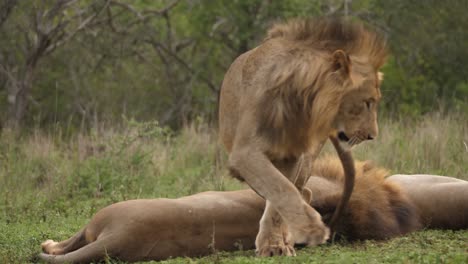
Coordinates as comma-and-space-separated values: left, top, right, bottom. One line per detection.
257, 18, 388, 144
310, 156, 422, 240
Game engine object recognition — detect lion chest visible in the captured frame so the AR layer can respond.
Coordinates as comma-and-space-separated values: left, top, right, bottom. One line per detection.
264, 126, 316, 160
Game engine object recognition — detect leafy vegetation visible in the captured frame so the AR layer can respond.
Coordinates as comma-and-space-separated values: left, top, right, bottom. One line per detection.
0, 0, 467, 129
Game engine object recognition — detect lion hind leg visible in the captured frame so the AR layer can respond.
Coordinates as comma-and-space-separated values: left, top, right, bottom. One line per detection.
41, 228, 88, 255
39, 237, 112, 264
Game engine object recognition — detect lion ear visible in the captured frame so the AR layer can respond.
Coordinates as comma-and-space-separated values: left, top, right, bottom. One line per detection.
331, 50, 351, 77
377, 71, 384, 85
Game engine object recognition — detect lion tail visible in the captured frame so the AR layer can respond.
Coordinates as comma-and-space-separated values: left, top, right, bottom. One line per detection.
327, 136, 356, 233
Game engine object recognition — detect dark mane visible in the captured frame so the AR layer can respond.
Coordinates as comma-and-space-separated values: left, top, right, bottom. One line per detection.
266, 17, 388, 69
311, 157, 422, 240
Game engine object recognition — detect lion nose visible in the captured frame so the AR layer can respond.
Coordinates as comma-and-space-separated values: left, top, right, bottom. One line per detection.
367, 135, 374, 140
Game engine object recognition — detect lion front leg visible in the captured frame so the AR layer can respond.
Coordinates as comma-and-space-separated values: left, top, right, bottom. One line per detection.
256, 201, 296, 257
256, 186, 315, 257
229, 149, 329, 256
255, 155, 318, 256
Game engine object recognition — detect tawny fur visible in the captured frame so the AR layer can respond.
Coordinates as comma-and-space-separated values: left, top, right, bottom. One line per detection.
310, 156, 421, 240
266, 18, 387, 69
256, 18, 388, 143
389, 174, 468, 229
38, 158, 467, 264
219, 17, 388, 256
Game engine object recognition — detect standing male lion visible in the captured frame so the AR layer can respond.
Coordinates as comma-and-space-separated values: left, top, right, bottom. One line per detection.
219, 17, 387, 256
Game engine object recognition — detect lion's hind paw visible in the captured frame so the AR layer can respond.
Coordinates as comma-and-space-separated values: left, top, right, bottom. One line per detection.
41, 239, 60, 254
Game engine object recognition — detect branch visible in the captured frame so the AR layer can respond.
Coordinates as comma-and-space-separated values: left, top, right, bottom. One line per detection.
109, 0, 180, 19
0, 0, 17, 28
142, 0, 180, 16
43, 0, 80, 21
105, 4, 127, 34
108, 0, 143, 19
42, 1, 109, 56
44, 12, 97, 55
0, 64, 18, 91
147, 40, 218, 93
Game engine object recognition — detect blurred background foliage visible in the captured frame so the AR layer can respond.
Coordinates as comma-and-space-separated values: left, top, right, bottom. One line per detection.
0, 0, 467, 131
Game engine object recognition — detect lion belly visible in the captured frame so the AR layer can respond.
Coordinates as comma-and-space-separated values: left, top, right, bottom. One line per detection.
86, 192, 263, 261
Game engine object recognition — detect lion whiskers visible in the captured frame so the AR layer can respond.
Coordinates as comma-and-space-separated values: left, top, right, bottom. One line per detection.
348, 135, 364, 147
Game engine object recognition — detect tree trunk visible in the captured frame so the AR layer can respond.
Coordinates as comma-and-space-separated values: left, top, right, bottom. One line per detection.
6, 65, 34, 128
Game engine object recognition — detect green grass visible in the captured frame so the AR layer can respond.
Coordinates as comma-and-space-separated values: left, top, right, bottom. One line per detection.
0, 113, 467, 263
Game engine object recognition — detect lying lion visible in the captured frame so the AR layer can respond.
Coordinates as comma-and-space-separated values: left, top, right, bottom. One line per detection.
40, 158, 467, 263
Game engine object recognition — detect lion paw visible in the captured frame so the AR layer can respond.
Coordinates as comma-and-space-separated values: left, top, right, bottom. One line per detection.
291, 223, 330, 246
255, 227, 296, 257
256, 243, 296, 257
41, 239, 60, 254
287, 203, 330, 246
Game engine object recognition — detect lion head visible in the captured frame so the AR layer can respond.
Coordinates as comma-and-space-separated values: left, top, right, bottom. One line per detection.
263, 18, 388, 152
332, 71, 384, 151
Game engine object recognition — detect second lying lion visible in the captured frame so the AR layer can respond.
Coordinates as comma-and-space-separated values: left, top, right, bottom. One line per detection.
40, 157, 468, 263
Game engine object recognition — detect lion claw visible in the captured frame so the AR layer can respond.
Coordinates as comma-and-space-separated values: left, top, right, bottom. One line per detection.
256, 244, 296, 257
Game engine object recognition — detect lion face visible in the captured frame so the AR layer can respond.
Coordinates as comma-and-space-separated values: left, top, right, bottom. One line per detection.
332, 71, 381, 151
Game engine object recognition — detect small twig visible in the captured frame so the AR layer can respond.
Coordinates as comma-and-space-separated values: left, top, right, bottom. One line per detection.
147, 40, 218, 93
